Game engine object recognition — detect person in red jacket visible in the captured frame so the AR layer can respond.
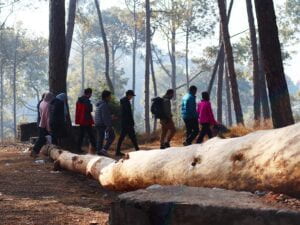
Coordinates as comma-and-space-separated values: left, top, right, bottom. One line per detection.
75, 88, 96, 153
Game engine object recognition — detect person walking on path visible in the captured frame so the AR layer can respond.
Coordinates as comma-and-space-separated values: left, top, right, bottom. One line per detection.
116, 90, 139, 156
30, 92, 54, 158
196, 91, 218, 144
75, 88, 96, 154
181, 86, 199, 146
95, 90, 115, 156
49, 93, 68, 146
160, 89, 176, 149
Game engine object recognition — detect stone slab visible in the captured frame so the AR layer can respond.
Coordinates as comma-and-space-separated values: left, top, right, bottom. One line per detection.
110, 185, 300, 225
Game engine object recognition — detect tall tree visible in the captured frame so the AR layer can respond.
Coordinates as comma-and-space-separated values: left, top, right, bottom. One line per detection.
254, 0, 294, 128
144, 0, 151, 134
65, 0, 77, 70
12, 32, 18, 138
217, 51, 224, 123
246, 0, 260, 125
225, 63, 232, 126
217, 0, 244, 124
94, 0, 114, 93
49, 0, 67, 95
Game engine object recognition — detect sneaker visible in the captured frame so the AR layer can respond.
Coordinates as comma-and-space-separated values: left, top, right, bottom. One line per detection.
160, 144, 166, 149
164, 142, 170, 148
115, 152, 125, 157
97, 149, 109, 157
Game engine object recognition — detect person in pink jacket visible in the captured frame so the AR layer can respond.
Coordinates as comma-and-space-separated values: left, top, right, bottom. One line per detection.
196, 91, 218, 143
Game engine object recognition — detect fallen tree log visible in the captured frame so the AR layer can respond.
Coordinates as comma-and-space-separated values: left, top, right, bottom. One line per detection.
44, 123, 300, 196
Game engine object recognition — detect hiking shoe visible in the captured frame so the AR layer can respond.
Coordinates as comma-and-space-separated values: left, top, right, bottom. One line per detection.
97, 149, 109, 157
115, 152, 125, 157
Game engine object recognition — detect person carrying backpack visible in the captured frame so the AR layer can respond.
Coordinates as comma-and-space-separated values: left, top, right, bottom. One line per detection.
75, 88, 96, 154
181, 85, 199, 146
95, 90, 115, 156
116, 90, 139, 156
159, 89, 176, 149
30, 92, 54, 158
49, 93, 68, 145
196, 91, 218, 143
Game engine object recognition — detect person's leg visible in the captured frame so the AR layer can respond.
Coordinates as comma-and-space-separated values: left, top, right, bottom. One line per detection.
96, 126, 105, 153
166, 119, 176, 146
196, 123, 210, 144
116, 127, 127, 154
32, 128, 47, 154
184, 119, 193, 145
207, 124, 213, 139
86, 126, 96, 148
77, 126, 85, 152
160, 120, 168, 148
103, 128, 115, 151
128, 126, 139, 150
188, 118, 200, 144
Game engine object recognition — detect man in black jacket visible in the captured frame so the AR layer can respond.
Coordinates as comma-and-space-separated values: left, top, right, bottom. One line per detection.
116, 90, 139, 156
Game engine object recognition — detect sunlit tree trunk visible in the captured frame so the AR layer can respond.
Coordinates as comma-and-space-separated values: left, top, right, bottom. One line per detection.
49, 0, 67, 95
246, 0, 261, 125
65, 0, 77, 70
94, 0, 114, 93
218, 0, 244, 124
254, 0, 294, 128
144, 0, 151, 134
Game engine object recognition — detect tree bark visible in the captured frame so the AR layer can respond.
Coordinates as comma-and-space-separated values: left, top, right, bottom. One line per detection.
144, 0, 151, 134
65, 0, 77, 70
217, 50, 225, 123
49, 0, 67, 95
94, 0, 114, 93
225, 63, 233, 126
111, 48, 116, 88
185, 28, 190, 90
246, 0, 261, 125
0, 61, 3, 142
254, 0, 294, 128
150, 45, 158, 132
218, 0, 244, 124
81, 45, 85, 93
258, 45, 271, 120
132, 0, 137, 113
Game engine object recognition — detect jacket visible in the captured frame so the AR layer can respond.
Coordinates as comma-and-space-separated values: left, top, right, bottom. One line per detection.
95, 100, 112, 127
75, 96, 94, 126
120, 96, 134, 127
49, 98, 67, 135
181, 93, 197, 120
162, 95, 172, 120
39, 92, 54, 132
197, 100, 217, 125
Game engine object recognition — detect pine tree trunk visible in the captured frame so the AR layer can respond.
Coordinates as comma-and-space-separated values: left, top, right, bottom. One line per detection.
112, 48, 116, 88
254, 0, 294, 128
144, 0, 151, 134
13, 34, 18, 139
225, 63, 233, 126
81, 45, 85, 93
49, 0, 67, 95
218, 0, 244, 124
258, 45, 271, 120
171, 27, 177, 113
0, 61, 3, 142
217, 50, 225, 123
150, 45, 158, 132
65, 0, 77, 70
185, 28, 190, 90
246, 0, 261, 125
94, 0, 114, 93
132, 0, 137, 113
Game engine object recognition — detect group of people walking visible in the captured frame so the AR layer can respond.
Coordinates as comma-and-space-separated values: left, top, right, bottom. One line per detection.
31, 85, 218, 158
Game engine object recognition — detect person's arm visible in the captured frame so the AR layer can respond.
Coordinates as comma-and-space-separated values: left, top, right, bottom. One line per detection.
163, 100, 172, 119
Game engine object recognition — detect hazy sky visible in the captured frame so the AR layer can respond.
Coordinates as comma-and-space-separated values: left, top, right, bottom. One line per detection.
3, 0, 299, 83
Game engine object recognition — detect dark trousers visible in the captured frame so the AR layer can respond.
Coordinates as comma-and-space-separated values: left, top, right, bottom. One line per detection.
96, 126, 115, 152
116, 126, 139, 153
197, 123, 213, 143
33, 128, 49, 154
77, 125, 96, 151
184, 118, 199, 145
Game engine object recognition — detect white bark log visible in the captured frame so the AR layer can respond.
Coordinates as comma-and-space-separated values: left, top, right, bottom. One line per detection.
45, 123, 300, 195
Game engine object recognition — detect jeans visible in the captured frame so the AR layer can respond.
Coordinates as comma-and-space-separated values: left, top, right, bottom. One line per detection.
96, 126, 115, 152
33, 128, 49, 154
116, 126, 139, 153
196, 123, 213, 143
183, 118, 199, 145
160, 119, 176, 145
77, 125, 96, 151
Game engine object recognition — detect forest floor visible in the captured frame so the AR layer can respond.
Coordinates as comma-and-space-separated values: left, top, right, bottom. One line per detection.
1, 129, 300, 225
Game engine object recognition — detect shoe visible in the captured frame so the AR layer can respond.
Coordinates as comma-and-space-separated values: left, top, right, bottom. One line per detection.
30, 150, 38, 159
97, 149, 109, 157
160, 144, 166, 149
115, 152, 125, 157
164, 142, 170, 148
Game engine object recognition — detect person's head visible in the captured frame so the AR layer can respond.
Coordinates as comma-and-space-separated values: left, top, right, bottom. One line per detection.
43, 92, 54, 103
202, 91, 210, 101
126, 90, 136, 100
165, 89, 174, 99
189, 85, 197, 96
56, 93, 67, 103
102, 90, 112, 102
84, 88, 92, 98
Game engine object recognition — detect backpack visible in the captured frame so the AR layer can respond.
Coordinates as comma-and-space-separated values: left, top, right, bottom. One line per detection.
151, 97, 166, 119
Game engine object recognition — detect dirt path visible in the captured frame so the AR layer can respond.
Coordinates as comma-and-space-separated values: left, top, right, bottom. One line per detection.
0, 144, 119, 225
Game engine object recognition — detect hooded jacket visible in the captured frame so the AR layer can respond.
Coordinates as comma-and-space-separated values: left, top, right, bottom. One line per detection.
120, 96, 134, 127
39, 92, 54, 132
75, 95, 94, 126
181, 93, 197, 120
197, 100, 217, 125
95, 100, 112, 127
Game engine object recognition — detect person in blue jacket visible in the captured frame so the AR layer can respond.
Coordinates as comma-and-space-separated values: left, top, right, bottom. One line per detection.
181, 85, 199, 146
